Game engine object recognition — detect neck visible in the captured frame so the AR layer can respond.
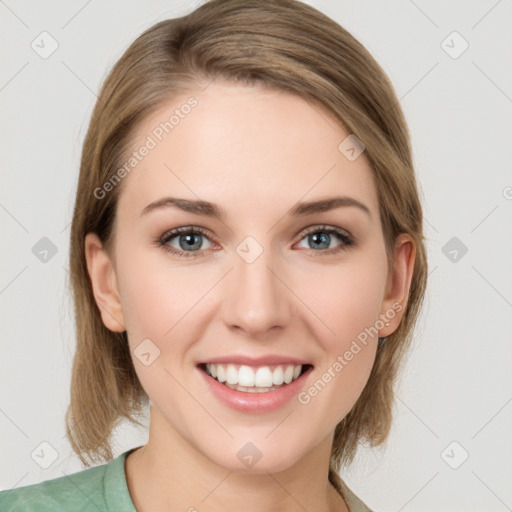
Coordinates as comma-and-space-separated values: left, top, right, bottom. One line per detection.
125, 407, 349, 512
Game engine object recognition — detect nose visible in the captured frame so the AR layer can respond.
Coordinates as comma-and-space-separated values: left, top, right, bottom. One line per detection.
221, 244, 293, 338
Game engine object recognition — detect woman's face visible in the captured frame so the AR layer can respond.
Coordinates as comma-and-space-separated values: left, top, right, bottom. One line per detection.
87, 81, 413, 473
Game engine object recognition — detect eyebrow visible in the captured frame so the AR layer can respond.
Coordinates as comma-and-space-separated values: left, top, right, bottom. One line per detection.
140, 195, 371, 219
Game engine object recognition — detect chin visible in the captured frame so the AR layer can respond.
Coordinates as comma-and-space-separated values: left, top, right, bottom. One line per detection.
201, 437, 309, 475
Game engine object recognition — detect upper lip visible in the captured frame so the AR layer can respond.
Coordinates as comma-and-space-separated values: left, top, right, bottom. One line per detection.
199, 355, 312, 367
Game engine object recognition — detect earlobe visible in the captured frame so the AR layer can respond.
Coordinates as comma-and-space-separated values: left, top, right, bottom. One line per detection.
378, 233, 416, 338
84, 233, 126, 333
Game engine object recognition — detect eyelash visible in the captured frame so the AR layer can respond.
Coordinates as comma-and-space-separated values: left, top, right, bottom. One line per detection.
156, 225, 355, 259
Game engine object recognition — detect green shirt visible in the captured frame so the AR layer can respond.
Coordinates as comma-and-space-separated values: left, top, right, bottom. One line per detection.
0, 449, 138, 512
0, 448, 373, 511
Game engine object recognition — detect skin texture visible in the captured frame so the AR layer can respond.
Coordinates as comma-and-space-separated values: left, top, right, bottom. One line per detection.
85, 81, 415, 512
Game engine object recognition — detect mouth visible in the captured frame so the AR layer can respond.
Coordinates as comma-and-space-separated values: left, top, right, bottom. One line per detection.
197, 362, 314, 393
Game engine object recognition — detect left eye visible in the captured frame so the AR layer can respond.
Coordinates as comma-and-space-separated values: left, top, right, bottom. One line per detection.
165, 230, 213, 252
297, 228, 352, 251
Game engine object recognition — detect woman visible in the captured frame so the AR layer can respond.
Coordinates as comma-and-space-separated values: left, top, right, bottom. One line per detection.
0, 0, 427, 510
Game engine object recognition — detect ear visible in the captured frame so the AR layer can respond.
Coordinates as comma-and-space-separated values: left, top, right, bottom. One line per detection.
378, 233, 416, 338
84, 232, 126, 332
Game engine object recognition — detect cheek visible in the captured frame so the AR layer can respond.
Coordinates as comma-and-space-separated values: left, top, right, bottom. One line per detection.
114, 250, 207, 403
115, 247, 215, 351
294, 251, 389, 347
117, 267, 169, 340
289, 248, 388, 402
292, 259, 387, 428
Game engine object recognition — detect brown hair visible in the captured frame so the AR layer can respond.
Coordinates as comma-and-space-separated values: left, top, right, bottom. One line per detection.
66, 0, 427, 490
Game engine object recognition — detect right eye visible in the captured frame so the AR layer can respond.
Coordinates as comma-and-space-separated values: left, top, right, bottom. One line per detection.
158, 226, 216, 258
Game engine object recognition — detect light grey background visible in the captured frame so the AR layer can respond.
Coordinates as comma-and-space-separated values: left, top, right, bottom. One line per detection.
1, 1, 511, 510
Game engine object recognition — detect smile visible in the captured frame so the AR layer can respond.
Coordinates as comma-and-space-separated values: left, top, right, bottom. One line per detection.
196, 360, 314, 412
201, 363, 311, 392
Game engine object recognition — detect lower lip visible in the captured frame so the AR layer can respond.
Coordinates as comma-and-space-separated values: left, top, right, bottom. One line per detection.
197, 365, 313, 413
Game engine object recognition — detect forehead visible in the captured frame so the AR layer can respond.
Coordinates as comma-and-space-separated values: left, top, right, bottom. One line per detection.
117, 81, 378, 219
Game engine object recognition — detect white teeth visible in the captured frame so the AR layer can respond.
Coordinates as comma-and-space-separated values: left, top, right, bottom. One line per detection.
204, 363, 305, 388
238, 365, 255, 387
272, 366, 284, 385
284, 365, 294, 384
226, 364, 238, 385
216, 364, 226, 383
255, 366, 273, 387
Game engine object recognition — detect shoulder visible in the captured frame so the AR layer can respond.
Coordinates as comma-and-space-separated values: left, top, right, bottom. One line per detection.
0, 464, 107, 512
0, 450, 134, 512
